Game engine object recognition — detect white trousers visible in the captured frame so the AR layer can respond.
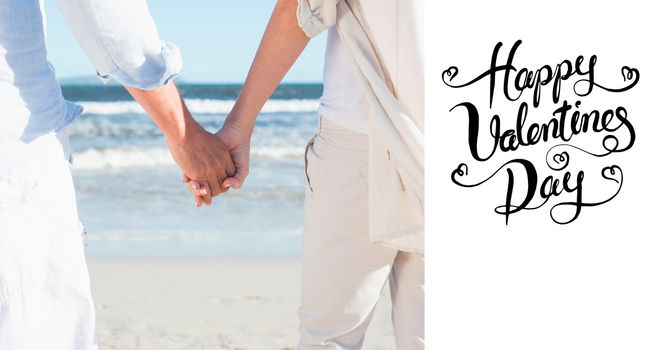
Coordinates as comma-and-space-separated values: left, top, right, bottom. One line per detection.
0, 129, 97, 350
299, 117, 424, 349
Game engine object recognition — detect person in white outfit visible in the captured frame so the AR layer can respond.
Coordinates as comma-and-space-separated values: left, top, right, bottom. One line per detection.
0, 1, 235, 349
187, 0, 425, 348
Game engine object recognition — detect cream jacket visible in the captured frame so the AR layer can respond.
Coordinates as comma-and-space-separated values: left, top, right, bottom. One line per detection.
297, 0, 424, 254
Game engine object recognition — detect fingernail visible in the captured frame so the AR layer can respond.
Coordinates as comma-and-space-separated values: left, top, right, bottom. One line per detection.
192, 184, 198, 190
225, 183, 232, 188
200, 188, 208, 195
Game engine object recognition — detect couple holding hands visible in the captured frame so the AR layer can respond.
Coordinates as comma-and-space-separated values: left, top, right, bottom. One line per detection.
0, 0, 424, 349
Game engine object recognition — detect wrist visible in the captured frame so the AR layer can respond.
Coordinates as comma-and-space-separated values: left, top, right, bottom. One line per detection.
165, 110, 204, 147
224, 109, 255, 139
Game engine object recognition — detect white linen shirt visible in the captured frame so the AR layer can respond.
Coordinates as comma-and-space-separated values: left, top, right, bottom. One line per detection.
0, 0, 182, 142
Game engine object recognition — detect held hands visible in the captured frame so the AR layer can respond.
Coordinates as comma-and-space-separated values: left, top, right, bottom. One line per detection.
124, 83, 239, 205
168, 121, 237, 205
183, 122, 252, 207
124, 82, 248, 207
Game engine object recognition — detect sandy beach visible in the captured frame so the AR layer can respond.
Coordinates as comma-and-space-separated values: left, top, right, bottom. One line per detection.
88, 259, 395, 350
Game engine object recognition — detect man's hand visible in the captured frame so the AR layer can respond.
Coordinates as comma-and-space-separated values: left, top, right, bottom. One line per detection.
184, 118, 251, 206
170, 121, 236, 203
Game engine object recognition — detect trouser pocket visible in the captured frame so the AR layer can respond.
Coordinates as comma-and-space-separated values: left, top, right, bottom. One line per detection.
304, 134, 319, 193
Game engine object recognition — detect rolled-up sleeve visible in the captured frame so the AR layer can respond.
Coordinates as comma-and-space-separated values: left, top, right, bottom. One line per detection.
57, 0, 181, 90
297, 0, 339, 38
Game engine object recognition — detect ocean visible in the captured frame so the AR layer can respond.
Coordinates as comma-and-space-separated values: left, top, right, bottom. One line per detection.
62, 83, 322, 258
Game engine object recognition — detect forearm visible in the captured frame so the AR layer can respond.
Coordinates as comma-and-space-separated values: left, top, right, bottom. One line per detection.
125, 82, 199, 145
226, 0, 310, 136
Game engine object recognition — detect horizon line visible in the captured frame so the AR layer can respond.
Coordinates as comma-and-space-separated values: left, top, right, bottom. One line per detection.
58, 78, 323, 86
57, 78, 324, 86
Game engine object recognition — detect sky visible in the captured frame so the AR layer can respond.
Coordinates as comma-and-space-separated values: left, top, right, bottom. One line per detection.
43, 1, 325, 83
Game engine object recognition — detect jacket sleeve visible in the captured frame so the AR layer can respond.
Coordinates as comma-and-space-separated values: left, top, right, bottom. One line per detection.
296, 0, 339, 38
57, 0, 182, 90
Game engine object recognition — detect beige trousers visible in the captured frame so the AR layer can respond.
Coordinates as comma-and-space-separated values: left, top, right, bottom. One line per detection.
298, 116, 424, 349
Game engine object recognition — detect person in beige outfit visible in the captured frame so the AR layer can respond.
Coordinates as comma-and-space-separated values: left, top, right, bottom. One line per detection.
187, 0, 424, 348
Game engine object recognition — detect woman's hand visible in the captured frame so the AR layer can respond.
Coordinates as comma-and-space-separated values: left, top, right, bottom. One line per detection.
216, 121, 251, 190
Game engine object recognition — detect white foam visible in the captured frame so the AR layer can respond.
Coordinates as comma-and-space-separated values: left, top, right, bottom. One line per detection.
87, 228, 302, 243
78, 98, 319, 115
73, 148, 174, 169
73, 146, 304, 170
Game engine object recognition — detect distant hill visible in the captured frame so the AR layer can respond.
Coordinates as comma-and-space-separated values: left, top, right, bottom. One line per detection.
58, 75, 193, 86
58, 76, 116, 86
58, 75, 321, 87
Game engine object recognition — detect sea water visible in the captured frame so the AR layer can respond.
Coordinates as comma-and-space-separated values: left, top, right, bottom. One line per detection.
63, 83, 322, 258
